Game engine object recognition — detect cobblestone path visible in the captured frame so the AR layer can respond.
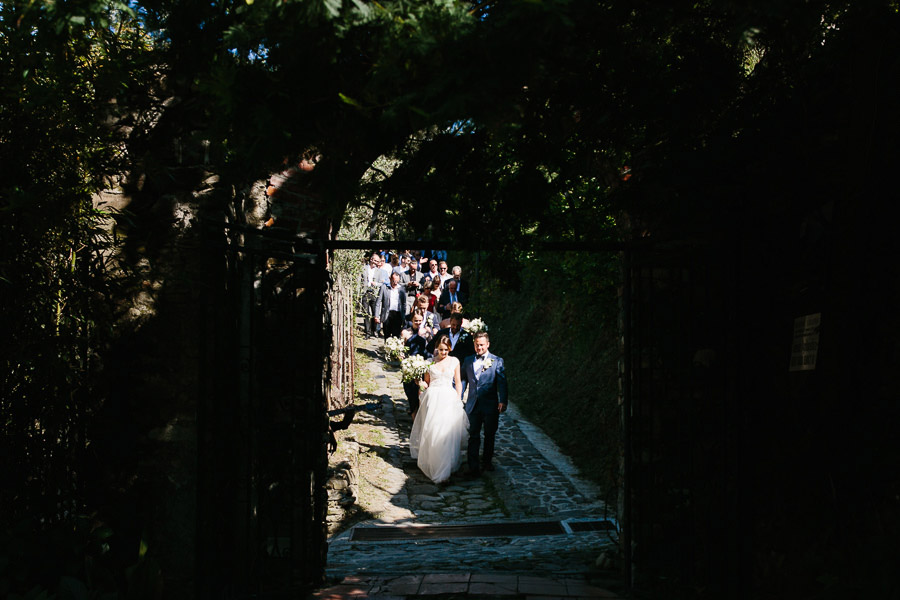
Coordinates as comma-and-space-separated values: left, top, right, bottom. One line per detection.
320, 334, 622, 598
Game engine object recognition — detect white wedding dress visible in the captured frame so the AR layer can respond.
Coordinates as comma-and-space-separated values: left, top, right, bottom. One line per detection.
408, 358, 469, 483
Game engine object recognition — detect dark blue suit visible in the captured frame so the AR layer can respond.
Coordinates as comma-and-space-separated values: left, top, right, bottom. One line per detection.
403, 333, 432, 415
461, 352, 508, 471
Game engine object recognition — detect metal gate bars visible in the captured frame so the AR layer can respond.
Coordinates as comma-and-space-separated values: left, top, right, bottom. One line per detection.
198, 224, 330, 599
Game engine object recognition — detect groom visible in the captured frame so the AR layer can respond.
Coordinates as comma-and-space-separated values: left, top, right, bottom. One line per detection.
461, 331, 508, 476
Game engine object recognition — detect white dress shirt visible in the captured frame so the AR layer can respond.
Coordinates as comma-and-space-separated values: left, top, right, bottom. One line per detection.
364, 265, 379, 286
474, 354, 485, 380
388, 285, 403, 312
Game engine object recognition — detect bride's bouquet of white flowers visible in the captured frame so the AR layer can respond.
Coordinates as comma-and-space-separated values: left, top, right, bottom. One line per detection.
464, 318, 488, 334
401, 354, 431, 383
384, 336, 406, 361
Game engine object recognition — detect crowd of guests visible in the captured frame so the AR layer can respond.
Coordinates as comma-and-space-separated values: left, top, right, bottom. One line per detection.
359, 249, 507, 483
360, 249, 471, 345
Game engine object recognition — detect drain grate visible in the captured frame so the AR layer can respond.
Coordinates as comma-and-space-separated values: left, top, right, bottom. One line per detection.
349, 520, 565, 541
567, 520, 617, 533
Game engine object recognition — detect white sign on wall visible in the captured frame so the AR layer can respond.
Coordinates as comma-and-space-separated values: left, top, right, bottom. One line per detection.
789, 312, 821, 372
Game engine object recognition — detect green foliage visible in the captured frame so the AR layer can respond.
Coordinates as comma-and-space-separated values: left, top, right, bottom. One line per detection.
475, 249, 621, 492
1, 515, 160, 599
331, 205, 373, 293
0, 0, 151, 524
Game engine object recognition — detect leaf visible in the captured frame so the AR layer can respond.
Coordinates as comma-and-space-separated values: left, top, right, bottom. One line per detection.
69, 15, 86, 25
350, 0, 371, 17
323, 0, 342, 18
338, 93, 363, 108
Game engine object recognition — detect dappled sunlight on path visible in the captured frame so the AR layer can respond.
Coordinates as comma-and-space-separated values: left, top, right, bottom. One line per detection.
316, 331, 623, 599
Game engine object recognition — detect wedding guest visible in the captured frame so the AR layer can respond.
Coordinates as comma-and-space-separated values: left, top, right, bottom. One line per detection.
425, 259, 441, 284
401, 313, 432, 420
378, 255, 393, 287
451, 265, 466, 295
407, 295, 439, 338
400, 258, 425, 313
427, 278, 442, 313
418, 276, 433, 313
438, 278, 466, 318
439, 302, 471, 330
415, 250, 428, 267
360, 252, 382, 338
374, 272, 406, 339
438, 261, 454, 285
393, 254, 410, 275
428, 313, 474, 360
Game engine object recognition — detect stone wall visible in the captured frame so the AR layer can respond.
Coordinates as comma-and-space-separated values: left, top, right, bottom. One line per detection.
326, 432, 361, 535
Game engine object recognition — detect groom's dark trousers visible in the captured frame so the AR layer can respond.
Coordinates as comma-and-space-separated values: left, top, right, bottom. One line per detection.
467, 409, 499, 470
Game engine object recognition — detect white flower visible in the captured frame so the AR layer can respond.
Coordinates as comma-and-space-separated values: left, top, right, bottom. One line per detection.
482, 357, 493, 372
401, 354, 431, 383
464, 318, 488, 334
384, 336, 406, 361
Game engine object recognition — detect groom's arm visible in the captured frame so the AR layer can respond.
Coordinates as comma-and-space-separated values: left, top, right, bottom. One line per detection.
496, 358, 509, 412
460, 359, 469, 400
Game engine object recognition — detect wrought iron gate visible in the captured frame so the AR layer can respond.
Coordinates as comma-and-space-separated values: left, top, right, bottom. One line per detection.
622, 240, 743, 598
198, 224, 330, 599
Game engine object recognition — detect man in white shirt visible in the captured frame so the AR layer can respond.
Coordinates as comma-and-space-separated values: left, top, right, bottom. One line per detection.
425, 259, 441, 285
374, 272, 406, 339
377, 255, 393, 287
438, 261, 454, 285
360, 252, 382, 338
393, 254, 410, 275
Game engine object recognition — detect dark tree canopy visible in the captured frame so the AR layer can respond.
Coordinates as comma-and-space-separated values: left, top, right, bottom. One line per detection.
2, 0, 899, 597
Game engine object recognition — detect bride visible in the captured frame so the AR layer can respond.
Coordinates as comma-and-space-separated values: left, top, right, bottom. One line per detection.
408, 334, 469, 483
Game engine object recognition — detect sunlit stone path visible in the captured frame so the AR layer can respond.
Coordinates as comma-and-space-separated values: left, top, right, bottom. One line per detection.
314, 333, 623, 599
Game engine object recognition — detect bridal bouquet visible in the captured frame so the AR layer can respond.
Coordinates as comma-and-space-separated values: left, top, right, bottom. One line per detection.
384, 336, 406, 361
401, 355, 431, 383
464, 318, 488, 334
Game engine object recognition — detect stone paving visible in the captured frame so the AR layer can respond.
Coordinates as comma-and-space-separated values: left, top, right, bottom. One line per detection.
318, 332, 623, 598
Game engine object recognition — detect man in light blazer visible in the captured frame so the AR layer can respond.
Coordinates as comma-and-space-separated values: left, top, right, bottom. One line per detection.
460, 331, 508, 476
374, 271, 406, 339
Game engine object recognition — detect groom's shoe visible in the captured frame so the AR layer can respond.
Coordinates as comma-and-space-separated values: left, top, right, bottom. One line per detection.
482, 462, 496, 472
464, 466, 481, 478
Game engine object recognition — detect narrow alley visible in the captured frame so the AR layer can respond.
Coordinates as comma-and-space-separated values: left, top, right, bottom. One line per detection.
314, 335, 624, 599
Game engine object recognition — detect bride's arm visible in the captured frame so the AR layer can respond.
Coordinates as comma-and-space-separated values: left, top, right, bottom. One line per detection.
454, 360, 462, 402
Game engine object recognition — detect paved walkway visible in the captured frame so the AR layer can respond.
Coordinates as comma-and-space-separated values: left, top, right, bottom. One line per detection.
313, 333, 623, 599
